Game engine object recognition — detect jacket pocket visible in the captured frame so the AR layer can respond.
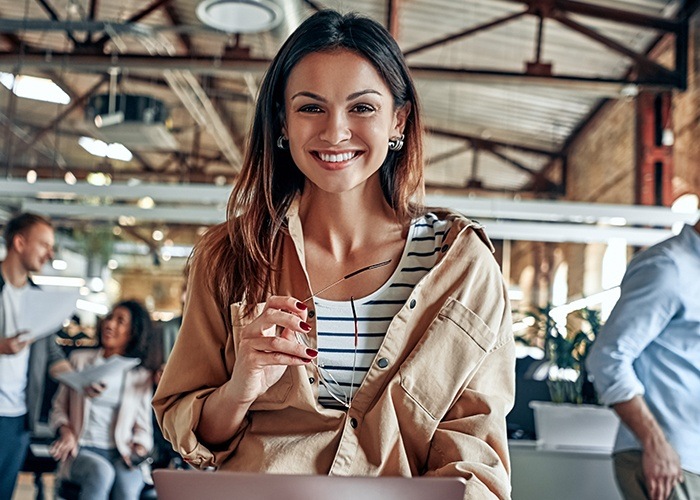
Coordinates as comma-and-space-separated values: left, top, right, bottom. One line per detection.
399, 297, 496, 421
229, 302, 293, 408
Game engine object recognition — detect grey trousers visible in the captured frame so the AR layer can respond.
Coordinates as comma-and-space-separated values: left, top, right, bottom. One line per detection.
614, 450, 700, 500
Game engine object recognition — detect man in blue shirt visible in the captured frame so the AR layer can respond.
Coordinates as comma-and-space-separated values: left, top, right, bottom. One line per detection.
588, 220, 700, 500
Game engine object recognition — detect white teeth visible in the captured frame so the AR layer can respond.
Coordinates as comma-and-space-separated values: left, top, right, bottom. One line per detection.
318, 152, 355, 162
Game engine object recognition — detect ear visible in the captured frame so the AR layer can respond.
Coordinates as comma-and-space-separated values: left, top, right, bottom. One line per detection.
12, 233, 26, 253
392, 102, 411, 136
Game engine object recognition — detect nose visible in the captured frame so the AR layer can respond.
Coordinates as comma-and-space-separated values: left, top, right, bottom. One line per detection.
319, 110, 351, 145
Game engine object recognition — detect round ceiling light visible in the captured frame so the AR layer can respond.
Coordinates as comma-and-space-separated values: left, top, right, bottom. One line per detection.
196, 0, 283, 33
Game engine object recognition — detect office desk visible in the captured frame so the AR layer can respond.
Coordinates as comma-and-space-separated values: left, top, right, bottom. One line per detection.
509, 440, 621, 500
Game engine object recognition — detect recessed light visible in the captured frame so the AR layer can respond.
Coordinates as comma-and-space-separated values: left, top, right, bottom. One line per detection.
196, 0, 283, 33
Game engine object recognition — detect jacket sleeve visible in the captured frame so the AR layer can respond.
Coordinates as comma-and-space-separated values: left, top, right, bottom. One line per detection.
49, 350, 80, 432
424, 231, 516, 500
49, 382, 71, 432
131, 370, 154, 451
152, 253, 242, 469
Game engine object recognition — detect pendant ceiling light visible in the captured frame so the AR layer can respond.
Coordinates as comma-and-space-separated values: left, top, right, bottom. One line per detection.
196, 0, 283, 33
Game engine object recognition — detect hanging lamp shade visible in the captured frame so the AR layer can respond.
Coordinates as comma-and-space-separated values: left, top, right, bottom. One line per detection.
196, 0, 283, 33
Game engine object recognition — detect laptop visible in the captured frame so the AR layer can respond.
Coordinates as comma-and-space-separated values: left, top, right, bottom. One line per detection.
152, 469, 467, 500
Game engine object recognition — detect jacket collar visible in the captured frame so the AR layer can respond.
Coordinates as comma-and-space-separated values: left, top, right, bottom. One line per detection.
0, 262, 39, 293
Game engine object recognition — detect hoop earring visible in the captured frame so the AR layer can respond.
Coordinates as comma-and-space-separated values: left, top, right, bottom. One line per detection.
277, 135, 288, 150
388, 134, 404, 151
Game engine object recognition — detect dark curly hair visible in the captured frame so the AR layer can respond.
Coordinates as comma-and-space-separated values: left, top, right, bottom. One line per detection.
100, 300, 152, 361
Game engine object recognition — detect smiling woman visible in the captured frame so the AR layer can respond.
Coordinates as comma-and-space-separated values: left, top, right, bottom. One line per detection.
49, 300, 153, 500
153, 10, 515, 499
283, 49, 409, 197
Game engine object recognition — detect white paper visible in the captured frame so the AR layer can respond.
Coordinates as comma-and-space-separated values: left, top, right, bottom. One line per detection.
55, 355, 141, 393
16, 288, 79, 342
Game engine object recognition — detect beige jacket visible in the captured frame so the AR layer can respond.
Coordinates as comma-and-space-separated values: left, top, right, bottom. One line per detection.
153, 204, 515, 499
50, 349, 154, 471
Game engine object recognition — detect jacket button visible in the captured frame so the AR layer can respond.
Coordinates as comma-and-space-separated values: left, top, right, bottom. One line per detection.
409, 299, 416, 309
309, 377, 315, 384
441, 244, 449, 252
308, 310, 315, 319
377, 358, 389, 368
350, 418, 358, 428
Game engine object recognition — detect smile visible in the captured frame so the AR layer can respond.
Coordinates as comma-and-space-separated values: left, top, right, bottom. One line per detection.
313, 151, 360, 164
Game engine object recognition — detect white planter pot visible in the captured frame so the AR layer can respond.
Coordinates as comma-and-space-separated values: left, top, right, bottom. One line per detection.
530, 401, 620, 453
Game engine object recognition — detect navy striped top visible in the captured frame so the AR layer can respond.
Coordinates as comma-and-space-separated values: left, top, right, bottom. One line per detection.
313, 212, 452, 409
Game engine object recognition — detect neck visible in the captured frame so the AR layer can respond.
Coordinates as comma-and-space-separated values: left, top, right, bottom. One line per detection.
102, 348, 123, 358
298, 177, 400, 259
0, 255, 29, 287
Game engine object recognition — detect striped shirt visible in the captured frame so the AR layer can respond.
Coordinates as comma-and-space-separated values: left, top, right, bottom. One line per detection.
314, 213, 452, 409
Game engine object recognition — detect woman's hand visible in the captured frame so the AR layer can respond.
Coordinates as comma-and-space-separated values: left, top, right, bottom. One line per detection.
50, 426, 78, 462
83, 381, 106, 398
124, 443, 149, 468
228, 296, 316, 406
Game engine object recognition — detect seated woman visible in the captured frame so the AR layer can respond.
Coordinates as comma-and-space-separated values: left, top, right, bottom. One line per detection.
153, 9, 515, 499
50, 300, 154, 500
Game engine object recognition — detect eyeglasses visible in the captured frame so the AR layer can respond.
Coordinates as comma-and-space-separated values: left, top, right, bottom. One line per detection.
296, 259, 391, 409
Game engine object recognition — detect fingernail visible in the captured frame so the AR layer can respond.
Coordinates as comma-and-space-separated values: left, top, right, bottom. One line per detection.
306, 348, 318, 357
296, 301, 307, 310
300, 321, 311, 331
302, 358, 312, 363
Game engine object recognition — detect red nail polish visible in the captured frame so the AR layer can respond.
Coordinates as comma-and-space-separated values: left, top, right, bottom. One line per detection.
300, 321, 311, 331
306, 348, 318, 357
296, 301, 308, 310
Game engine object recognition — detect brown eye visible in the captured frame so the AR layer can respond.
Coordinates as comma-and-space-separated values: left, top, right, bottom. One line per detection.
299, 104, 323, 113
352, 104, 375, 113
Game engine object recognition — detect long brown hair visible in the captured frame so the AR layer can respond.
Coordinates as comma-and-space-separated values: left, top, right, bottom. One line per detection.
195, 10, 425, 317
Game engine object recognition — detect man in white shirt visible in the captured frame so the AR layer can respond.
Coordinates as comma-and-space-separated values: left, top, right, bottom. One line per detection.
0, 213, 71, 498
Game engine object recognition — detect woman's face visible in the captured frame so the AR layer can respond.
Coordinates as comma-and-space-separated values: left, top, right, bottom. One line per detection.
283, 49, 408, 195
101, 306, 132, 354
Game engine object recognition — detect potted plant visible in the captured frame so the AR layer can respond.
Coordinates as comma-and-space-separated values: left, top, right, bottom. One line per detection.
518, 305, 620, 451
545, 306, 599, 404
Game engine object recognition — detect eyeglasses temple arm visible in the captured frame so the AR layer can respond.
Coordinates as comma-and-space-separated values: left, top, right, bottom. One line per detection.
301, 259, 392, 303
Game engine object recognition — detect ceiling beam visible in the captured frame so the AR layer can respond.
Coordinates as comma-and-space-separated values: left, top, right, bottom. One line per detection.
12, 75, 108, 157
88, 0, 99, 21
552, 12, 679, 86
426, 144, 471, 167
0, 52, 684, 91
428, 127, 560, 156
500, 0, 680, 31
95, 0, 171, 48
403, 10, 528, 57
34, 0, 81, 47
302, 0, 323, 12
386, 0, 400, 40
163, 3, 193, 55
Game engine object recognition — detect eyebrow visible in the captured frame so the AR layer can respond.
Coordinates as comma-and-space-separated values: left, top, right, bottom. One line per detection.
290, 89, 382, 102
